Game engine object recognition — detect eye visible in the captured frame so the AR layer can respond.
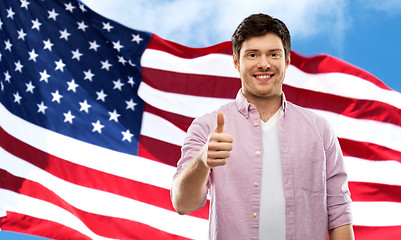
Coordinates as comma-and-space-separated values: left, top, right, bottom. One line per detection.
248, 53, 257, 58
270, 52, 281, 58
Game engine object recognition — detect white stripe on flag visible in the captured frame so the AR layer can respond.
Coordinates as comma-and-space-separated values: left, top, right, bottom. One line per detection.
141, 112, 187, 146
142, 49, 237, 78
0, 189, 114, 240
345, 156, 401, 186
286, 67, 401, 109
352, 201, 401, 226
138, 82, 232, 118
311, 109, 401, 152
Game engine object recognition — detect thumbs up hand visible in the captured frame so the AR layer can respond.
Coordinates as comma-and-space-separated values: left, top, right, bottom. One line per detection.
204, 112, 234, 168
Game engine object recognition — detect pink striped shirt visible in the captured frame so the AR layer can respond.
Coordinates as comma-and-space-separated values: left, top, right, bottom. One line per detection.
175, 90, 352, 240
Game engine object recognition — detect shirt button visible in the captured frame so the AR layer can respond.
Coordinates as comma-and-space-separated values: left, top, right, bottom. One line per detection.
254, 182, 259, 187
256, 150, 261, 156
254, 122, 259, 127
250, 106, 254, 110
252, 212, 257, 218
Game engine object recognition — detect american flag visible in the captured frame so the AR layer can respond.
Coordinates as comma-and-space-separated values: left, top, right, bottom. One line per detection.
0, 0, 400, 239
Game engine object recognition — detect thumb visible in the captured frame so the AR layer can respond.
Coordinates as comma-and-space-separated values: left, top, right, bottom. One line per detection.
215, 112, 224, 133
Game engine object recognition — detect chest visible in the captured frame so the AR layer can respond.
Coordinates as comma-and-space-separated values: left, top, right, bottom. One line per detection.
210, 115, 327, 193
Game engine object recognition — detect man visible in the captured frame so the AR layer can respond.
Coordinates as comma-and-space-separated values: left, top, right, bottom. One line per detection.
171, 13, 354, 240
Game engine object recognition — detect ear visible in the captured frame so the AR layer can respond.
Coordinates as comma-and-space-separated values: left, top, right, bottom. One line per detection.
233, 54, 240, 72
285, 53, 291, 69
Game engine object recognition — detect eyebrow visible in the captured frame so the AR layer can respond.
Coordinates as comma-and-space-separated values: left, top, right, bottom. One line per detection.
244, 48, 283, 53
268, 49, 283, 52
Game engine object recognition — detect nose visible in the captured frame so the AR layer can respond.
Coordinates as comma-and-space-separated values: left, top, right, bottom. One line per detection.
257, 56, 270, 70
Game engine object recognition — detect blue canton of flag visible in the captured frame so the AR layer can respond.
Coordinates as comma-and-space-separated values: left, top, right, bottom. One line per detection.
0, 0, 151, 155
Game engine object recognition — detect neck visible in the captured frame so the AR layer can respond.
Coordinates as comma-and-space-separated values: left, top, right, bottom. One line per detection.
245, 93, 282, 122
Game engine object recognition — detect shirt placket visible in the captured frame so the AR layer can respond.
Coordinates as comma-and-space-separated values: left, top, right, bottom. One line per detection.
248, 106, 263, 240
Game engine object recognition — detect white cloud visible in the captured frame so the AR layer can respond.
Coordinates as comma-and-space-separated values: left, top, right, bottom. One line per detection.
81, 0, 349, 48
212, 0, 350, 45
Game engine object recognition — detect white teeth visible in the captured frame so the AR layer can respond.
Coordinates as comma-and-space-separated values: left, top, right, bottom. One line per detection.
255, 75, 271, 79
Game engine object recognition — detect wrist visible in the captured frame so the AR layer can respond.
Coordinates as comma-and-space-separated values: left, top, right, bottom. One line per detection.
197, 143, 211, 169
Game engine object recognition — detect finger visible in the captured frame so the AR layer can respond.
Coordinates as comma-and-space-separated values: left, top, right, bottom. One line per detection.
207, 150, 231, 159
215, 112, 224, 133
209, 132, 233, 143
206, 158, 227, 168
208, 142, 233, 151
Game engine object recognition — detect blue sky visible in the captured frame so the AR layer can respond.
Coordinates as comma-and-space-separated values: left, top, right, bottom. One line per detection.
1, 0, 400, 239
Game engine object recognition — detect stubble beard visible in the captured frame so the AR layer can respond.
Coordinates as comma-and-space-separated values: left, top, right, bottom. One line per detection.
242, 77, 283, 102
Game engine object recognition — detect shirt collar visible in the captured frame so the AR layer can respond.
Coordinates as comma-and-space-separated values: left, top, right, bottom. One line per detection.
234, 89, 288, 118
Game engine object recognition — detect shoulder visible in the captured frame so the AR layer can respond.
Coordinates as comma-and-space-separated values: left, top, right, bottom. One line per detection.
191, 100, 237, 129
180, 100, 237, 163
285, 101, 339, 148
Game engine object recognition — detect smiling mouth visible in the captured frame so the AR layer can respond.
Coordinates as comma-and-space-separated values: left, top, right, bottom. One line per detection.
253, 74, 274, 81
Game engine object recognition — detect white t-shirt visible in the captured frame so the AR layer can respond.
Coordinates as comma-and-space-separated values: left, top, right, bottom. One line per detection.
259, 110, 286, 239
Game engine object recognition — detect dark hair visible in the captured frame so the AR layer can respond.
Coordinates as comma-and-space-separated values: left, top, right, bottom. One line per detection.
232, 13, 291, 61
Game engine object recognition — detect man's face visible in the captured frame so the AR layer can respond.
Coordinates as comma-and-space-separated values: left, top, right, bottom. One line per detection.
233, 33, 290, 100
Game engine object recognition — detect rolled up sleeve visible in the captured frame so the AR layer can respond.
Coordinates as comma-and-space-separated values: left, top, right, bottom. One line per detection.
325, 127, 353, 230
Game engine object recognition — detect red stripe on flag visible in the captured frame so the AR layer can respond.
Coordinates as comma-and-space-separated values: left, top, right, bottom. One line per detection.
339, 138, 401, 163
144, 104, 194, 132
353, 225, 401, 240
0, 212, 91, 240
142, 67, 240, 99
349, 181, 401, 203
138, 135, 182, 168
0, 206, 190, 240
283, 85, 401, 127
290, 51, 392, 91
147, 34, 233, 58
